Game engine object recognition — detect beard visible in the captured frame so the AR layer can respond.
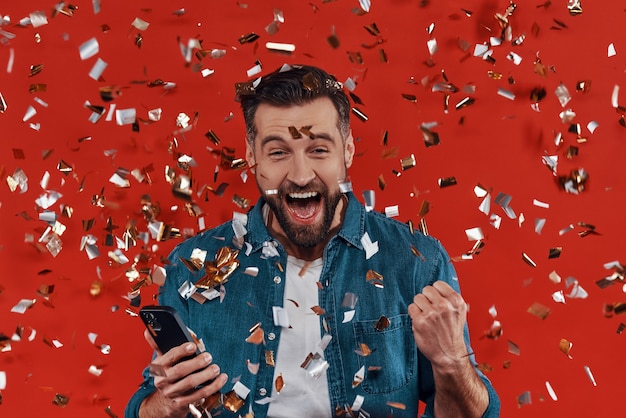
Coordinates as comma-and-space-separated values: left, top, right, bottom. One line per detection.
263, 179, 343, 248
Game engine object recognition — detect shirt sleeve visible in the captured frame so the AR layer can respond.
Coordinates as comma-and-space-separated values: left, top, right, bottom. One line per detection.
123, 363, 156, 418
124, 243, 189, 418
418, 240, 501, 417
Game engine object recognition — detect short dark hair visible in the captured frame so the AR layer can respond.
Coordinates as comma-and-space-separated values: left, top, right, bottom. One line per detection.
238, 64, 351, 145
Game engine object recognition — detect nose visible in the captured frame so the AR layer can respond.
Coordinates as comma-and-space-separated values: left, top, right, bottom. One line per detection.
286, 154, 316, 187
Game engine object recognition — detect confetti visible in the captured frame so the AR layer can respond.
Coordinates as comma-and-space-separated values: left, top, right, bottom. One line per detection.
584, 365, 597, 386
559, 338, 573, 358
528, 302, 551, 319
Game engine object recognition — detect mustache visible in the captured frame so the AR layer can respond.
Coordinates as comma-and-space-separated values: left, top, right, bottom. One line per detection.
278, 180, 327, 196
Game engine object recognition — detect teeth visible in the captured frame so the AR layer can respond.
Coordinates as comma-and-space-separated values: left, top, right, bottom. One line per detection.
288, 191, 318, 199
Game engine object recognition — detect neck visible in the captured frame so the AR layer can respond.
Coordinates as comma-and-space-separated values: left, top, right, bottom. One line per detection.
267, 195, 347, 261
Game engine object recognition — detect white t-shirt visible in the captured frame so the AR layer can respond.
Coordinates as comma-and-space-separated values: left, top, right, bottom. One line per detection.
266, 256, 331, 418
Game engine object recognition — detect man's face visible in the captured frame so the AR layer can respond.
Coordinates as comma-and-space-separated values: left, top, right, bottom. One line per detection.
245, 97, 355, 248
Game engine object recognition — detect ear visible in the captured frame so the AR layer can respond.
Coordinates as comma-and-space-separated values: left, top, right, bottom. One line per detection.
344, 130, 355, 169
245, 139, 256, 172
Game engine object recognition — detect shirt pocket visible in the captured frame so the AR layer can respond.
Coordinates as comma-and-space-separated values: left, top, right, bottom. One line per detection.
352, 314, 416, 395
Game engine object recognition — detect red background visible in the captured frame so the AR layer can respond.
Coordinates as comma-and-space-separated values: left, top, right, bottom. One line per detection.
1, 0, 625, 416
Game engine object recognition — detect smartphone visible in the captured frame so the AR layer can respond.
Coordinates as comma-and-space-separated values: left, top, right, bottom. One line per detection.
139, 305, 202, 362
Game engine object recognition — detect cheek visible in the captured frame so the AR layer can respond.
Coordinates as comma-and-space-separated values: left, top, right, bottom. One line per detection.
255, 162, 283, 185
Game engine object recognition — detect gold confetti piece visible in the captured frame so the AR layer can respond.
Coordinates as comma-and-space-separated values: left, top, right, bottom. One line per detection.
374, 315, 390, 332
288, 126, 302, 139
52, 3, 78, 18
411, 245, 426, 261
381, 146, 399, 160
400, 154, 416, 170
420, 126, 440, 147
299, 125, 315, 139
53, 393, 70, 407
528, 302, 551, 319
355, 343, 372, 356
576, 80, 591, 93
438, 177, 457, 188
377, 174, 386, 190
379, 48, 388, 63
559, 338, 573, 358
483, 320, 502, 339
29, 83, 47, 93
204, 129, 220, 145
0, 92, 6, 113
232, 194, 249, 209
104, 406, 118, 418
363, 22, 380, 36
231, 158, 247, 170
297, 261, 311, 277
302, 72, 320, 92
327, 31, 340, 49
311, 306, 325, 315
239, 33, 260, 44
265, 350, 275, 367
567, 0, 583, 16
195, 247, 240, 290
387, 401, 406, 410
0, 335, 11, 353
366, 270, 383, 288
29, 64, 44, 77
508, 340, 521, 355
548, 247, 562, 258
223, 390, 244, 412
559, 168, 589, 194
274, 373, 284, 394
246, 324, 265, 345
476, 363, 493, 374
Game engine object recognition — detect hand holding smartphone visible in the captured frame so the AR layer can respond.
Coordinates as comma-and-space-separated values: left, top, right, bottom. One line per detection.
139, 305, 203, 364
139, 305, 220, 404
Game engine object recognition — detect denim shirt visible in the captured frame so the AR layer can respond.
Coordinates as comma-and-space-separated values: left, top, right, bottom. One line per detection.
125, 192, 500, 418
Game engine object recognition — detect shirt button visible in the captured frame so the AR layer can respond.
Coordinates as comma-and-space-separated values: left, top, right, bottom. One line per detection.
267, 332, 276, 341
273, 276, 281, 284
259, 388, 267, 396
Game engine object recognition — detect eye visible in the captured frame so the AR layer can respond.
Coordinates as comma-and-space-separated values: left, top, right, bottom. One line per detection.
311, 147, 329, 154
268, 149, 288, 158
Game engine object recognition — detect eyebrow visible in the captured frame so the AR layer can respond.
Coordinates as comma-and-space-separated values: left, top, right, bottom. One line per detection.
259, 131, 336, 148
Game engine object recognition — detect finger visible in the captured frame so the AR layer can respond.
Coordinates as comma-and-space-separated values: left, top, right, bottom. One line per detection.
168, 352, 214, 383
432, 280, 456, 297
162, 361, 225, 398
158, 342, 199, 368
420, 285, 440, 303
432, 281, 467, 310
167, 372, 229, 410
143, 328, 162, 354
411, 294, 430, 312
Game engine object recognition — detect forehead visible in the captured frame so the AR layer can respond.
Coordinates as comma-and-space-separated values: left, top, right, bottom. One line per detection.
253, 97, 340, 137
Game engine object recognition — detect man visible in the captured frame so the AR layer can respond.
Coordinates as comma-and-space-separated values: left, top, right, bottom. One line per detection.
125, 64, 500, 417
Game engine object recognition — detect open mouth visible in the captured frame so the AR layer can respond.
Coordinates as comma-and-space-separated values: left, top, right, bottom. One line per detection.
285, 191, 322, 223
